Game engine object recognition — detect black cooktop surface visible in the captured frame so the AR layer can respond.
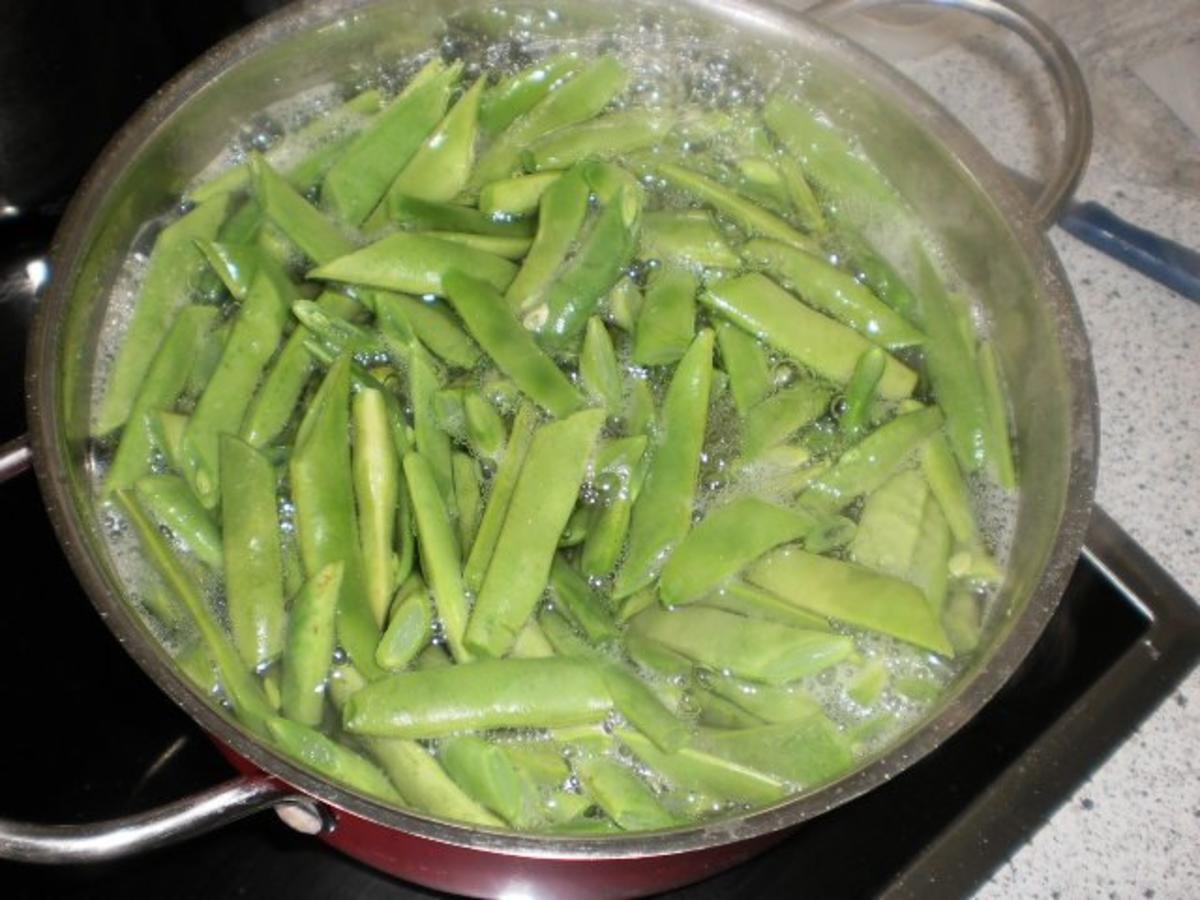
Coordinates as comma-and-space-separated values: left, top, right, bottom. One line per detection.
2, 3, 1198, 897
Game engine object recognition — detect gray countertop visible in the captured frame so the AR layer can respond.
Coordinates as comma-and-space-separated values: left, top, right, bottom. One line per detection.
837, 1, 1200, 895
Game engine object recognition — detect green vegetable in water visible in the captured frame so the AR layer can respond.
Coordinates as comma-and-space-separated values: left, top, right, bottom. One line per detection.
93, 45, 1015, 834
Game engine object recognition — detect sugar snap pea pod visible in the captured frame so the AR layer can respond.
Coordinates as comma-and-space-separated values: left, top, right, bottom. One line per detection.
579, 316, 623, 416
639, 210, 741, 270
658, 497, 817, 607
801, 405, 943, 512
479, 52, 581, 135
104, 305, 219, 495
403, 452, 472, 664
280, 561, 344, 725
849, 468, 928, 577
479, 172, 561, 217
632, 268, 695, 367
250, 155, 355, 267
374, 292, 480, 369
510, 618, 558, 659
533, 165, 643, 349
574, 757, 676, 831
240, 290, 361, 447
266, 716, 401, 803
453, 452, 483, 552
462, 389, 507, 462
115, 490, 273, 735
322, 61, 460, 225
133, 475, 223, 570
309, 233, 517, 296
839, 346, 886, 435
473, 56, 629, 186
353, 387, 401, 628
714, 321, 772, 417
504, 167, 591, 313
549, 556, 618, 644
741, 239, 923, 350
407, 342, 454, 509
702, 673, 821, 724
694, 718, 853, 789
911, 248, 991, 472
747, 546, 953, 655
443, 271, 585, 418
702, 273, 917, 400
343, 657, 612, 737
375, 581, 433, 671
617, 729, 786, 806
181, 259, 293, 507
525, 108, 674, 171
439, 736, 544, 829
603, 275, 643, 333
97, 196, 229, 435
290, 355, 382, 679
613, 329, 714, 599
463, 402, 538, 593
422, 231, 532, 260
326, 667, 503, 824
388, 194, 535, 238
654, 162, 817, 252
741, 380, 833, 459
465, 409, 606, 657
195, 240, 259, 301
219, 436, 287, 670
976, 340, 1017, 489
630, 604, 852, 684
700, 580, 831, 632
386, 77, 485, 205
602, 666, 690, 753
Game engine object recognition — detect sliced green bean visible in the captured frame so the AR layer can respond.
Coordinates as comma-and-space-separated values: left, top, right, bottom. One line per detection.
525, 108, 673, 171
309, 233, 517, 296
549, 556, 618, 644
633, 268, 695, 367
462, 389, 507, 463
604, 275, 643, 332
97, 196, 229, 435
280, 561, 343, 725
702, 273, 916, 400
630, 605, 852, 684
694, 718, 853, 789
343, 657, 612, 737
639, 210, 741, 270
614, 329, 714, 599
465, 409, 605, 657
580, 316, 624, 416
387, 194, 535, 237
618, 729, 786, 806
386, 76, 485, 204
849, 468, 928, 578
510, 618, 558, 659
250, 154, 355, 264
443, 271, 584, 418
623, 376, 656, 438
266, 715, 400, 802
702, 673, 821, 724
375, 580, 433, 671
146, 410, 189, 474
776, 155, 827, 234
408, 341, 454, 508
403, 451, 472, 663
920, 433, 983, 548
839, 346, 886, 434
747, 547, 953, 655
505, 166, 591, 312
133, 475, 223, 570
181, 259, 292, 507
423, 231, 532, 260
440, 736, 544, 829
322, 61, 460, 225
742, 239, 923, 349
741, 380, 833, 459
574, 757, 676, 831
910, 493, 952, 614
473, 56, 628, 186
479, 52, 581, 136
195, 240, 258, 301
580, 435, 649, 579
602, 666, 690, 753
353, 387, 401, 628
453, 452, 483, 553
105, 305, 219, 494
479, 172, 561, 217
659, 497, 816, 607
977, 340, 1017, 489
697, 579, 830, 631
290, 354, 382, 679
373, 292, 480, 370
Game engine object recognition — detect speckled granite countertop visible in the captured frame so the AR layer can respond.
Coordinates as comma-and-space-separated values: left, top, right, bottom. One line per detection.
832, 1, 1200, 896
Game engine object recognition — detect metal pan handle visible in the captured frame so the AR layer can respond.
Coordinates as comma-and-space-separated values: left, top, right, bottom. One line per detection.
0, 437, 319, 863
805, 0, 1093, 228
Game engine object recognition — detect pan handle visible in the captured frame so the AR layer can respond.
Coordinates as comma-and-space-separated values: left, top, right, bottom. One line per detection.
0, 775, 322, 864
0, 437, 325, 861
804, 0, 1093, 228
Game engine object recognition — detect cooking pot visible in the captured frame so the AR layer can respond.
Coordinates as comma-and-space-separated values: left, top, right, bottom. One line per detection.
0, 0, 1097, 896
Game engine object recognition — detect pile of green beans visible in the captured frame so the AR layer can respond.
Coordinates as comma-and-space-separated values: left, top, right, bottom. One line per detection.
95, 47, 1013, 835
